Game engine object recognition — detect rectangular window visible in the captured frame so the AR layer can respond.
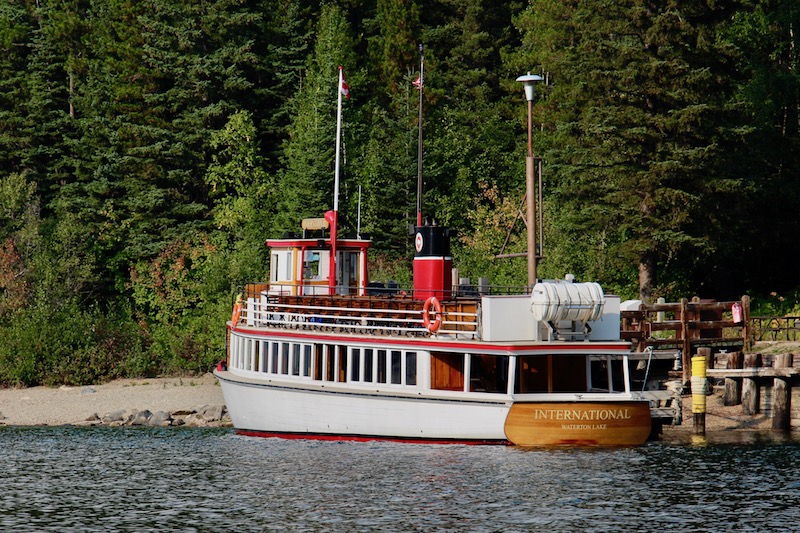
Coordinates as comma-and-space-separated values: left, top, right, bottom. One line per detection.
337, 346, 347, 382
303, 345, 312, 377
291, 344, 301, 376
514, 356, 548, 393
351, 348, 361, 381
270, 342, 279, 374
364, 348, 374, 382
405, 352, 417, 386
313, 344, 323, 380
325, 345, 335, 381
281, 342, 290, 374
377, 349, 387, 383
244, 339, 252, 370
391, 350, 402, 384
469, 354, 508, 393
270, 253, 279, 283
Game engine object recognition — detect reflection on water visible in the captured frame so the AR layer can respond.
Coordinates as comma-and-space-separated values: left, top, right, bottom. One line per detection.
1, 427, 799, 532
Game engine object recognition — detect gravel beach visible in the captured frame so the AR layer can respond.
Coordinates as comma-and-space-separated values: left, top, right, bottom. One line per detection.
0, 373, 225, 426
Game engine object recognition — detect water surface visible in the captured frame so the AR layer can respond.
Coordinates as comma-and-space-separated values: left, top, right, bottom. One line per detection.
1, 427, 798, 532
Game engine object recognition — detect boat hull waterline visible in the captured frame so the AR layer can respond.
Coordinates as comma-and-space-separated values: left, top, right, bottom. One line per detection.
216, 370, 651, 446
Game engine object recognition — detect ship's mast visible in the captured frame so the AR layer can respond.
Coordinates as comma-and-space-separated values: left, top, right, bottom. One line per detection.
416, 44, 424, 226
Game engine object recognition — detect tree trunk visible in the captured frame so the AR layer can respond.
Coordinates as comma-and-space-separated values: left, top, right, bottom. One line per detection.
638, 251, 655, 304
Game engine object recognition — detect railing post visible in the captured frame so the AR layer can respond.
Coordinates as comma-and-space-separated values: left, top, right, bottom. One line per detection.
681, 298, 691, 385
741, 295, 751, 350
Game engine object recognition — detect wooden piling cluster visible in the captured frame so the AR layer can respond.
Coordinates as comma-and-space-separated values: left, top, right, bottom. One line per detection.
707, 351, 798, 431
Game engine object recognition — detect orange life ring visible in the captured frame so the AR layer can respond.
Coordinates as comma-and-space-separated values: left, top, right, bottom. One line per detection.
231, 301, 242, 324
422, 296, 442, 333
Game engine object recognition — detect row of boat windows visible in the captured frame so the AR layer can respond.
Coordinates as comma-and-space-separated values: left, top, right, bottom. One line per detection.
230, 336, 417, 386
229, 336, 628, 394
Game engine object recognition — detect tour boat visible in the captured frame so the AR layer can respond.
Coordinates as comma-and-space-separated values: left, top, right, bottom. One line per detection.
214, 221, 653, 446
214, 65, 651, 446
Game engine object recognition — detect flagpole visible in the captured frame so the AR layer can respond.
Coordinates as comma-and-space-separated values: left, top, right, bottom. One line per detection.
334, 66, 344, 212
329, 66, 345, 295
416, 44, 424, 227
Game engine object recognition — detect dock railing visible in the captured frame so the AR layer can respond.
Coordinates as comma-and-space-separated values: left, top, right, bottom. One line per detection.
749, 316, 800, 342
621, 296, 750, 384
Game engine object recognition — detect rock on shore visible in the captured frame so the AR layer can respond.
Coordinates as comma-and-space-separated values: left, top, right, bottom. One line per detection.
81, 404, 230, 428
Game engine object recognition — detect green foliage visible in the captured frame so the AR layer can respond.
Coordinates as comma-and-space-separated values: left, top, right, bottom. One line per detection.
0, 298, 149, 387
1, 0, 799, 386
275, 3, 357, 234
513, 0, 749, 301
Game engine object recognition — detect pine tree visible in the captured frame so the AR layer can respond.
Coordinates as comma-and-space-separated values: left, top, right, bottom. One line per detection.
515, 0, 748, 300
275, 3, 357, 234
0, 0, 34, 177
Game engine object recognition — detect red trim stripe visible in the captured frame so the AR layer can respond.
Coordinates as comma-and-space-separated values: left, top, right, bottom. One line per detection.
235, 429, 510, 445
228, 325, 630, 354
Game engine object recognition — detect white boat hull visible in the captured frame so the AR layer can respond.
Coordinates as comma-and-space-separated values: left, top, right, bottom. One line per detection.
216, 370, 510, 443
215, 369, 652, 445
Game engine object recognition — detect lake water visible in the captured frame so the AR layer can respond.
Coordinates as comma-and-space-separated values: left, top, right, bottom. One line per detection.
1, 427, 799, 532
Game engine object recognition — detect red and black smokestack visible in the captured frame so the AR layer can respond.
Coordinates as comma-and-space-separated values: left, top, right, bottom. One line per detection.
412, 224, 453, 301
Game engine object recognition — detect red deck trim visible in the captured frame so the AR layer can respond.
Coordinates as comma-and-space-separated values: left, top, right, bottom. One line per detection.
228, 325, 631, 354
235, 429, 510, 445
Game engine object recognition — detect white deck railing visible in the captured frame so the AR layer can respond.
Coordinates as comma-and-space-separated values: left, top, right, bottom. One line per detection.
239, 295, 481, 339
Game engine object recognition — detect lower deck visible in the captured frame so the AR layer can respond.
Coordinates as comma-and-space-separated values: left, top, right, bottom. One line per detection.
226, 326, 643, 399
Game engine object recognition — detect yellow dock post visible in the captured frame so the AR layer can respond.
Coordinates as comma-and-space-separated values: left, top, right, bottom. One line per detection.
691, 355, 707, 435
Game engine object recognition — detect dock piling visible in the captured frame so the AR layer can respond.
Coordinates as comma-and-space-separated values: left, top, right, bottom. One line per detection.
691, 351, 708, 436
772, 353, 794, 431
742, 353, 762, 415
723, 351, 743, 406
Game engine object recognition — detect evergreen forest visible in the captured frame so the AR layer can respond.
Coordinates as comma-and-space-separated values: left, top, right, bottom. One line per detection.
0, 0, 798, 386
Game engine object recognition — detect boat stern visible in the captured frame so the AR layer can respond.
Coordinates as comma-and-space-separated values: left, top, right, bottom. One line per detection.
503, 401, 652, 446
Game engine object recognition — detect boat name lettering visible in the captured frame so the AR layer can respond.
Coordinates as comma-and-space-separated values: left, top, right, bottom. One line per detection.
532, 408, 632, 421
561, 424, 607, 430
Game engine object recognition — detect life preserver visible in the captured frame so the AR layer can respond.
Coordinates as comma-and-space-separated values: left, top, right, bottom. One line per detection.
231, 301, 242, 324
422, 296, 442, 333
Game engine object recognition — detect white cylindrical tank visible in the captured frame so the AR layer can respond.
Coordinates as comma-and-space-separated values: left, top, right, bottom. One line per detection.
530, 279, 605, 323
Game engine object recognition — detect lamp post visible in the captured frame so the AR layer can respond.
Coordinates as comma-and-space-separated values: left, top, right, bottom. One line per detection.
516, 72, 543, 288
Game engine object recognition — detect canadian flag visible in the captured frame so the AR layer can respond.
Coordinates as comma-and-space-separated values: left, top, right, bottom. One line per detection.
413, 74, 423, 90
340, 71, 350, 99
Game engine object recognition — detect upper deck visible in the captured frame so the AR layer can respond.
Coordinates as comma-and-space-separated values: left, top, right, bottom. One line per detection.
233, 283, 625, 346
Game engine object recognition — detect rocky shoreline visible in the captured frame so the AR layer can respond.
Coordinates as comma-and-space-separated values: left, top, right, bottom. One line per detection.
79, 404, 230, 428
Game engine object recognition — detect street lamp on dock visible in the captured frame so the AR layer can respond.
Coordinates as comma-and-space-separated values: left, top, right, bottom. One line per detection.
516, 72, 543, 288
